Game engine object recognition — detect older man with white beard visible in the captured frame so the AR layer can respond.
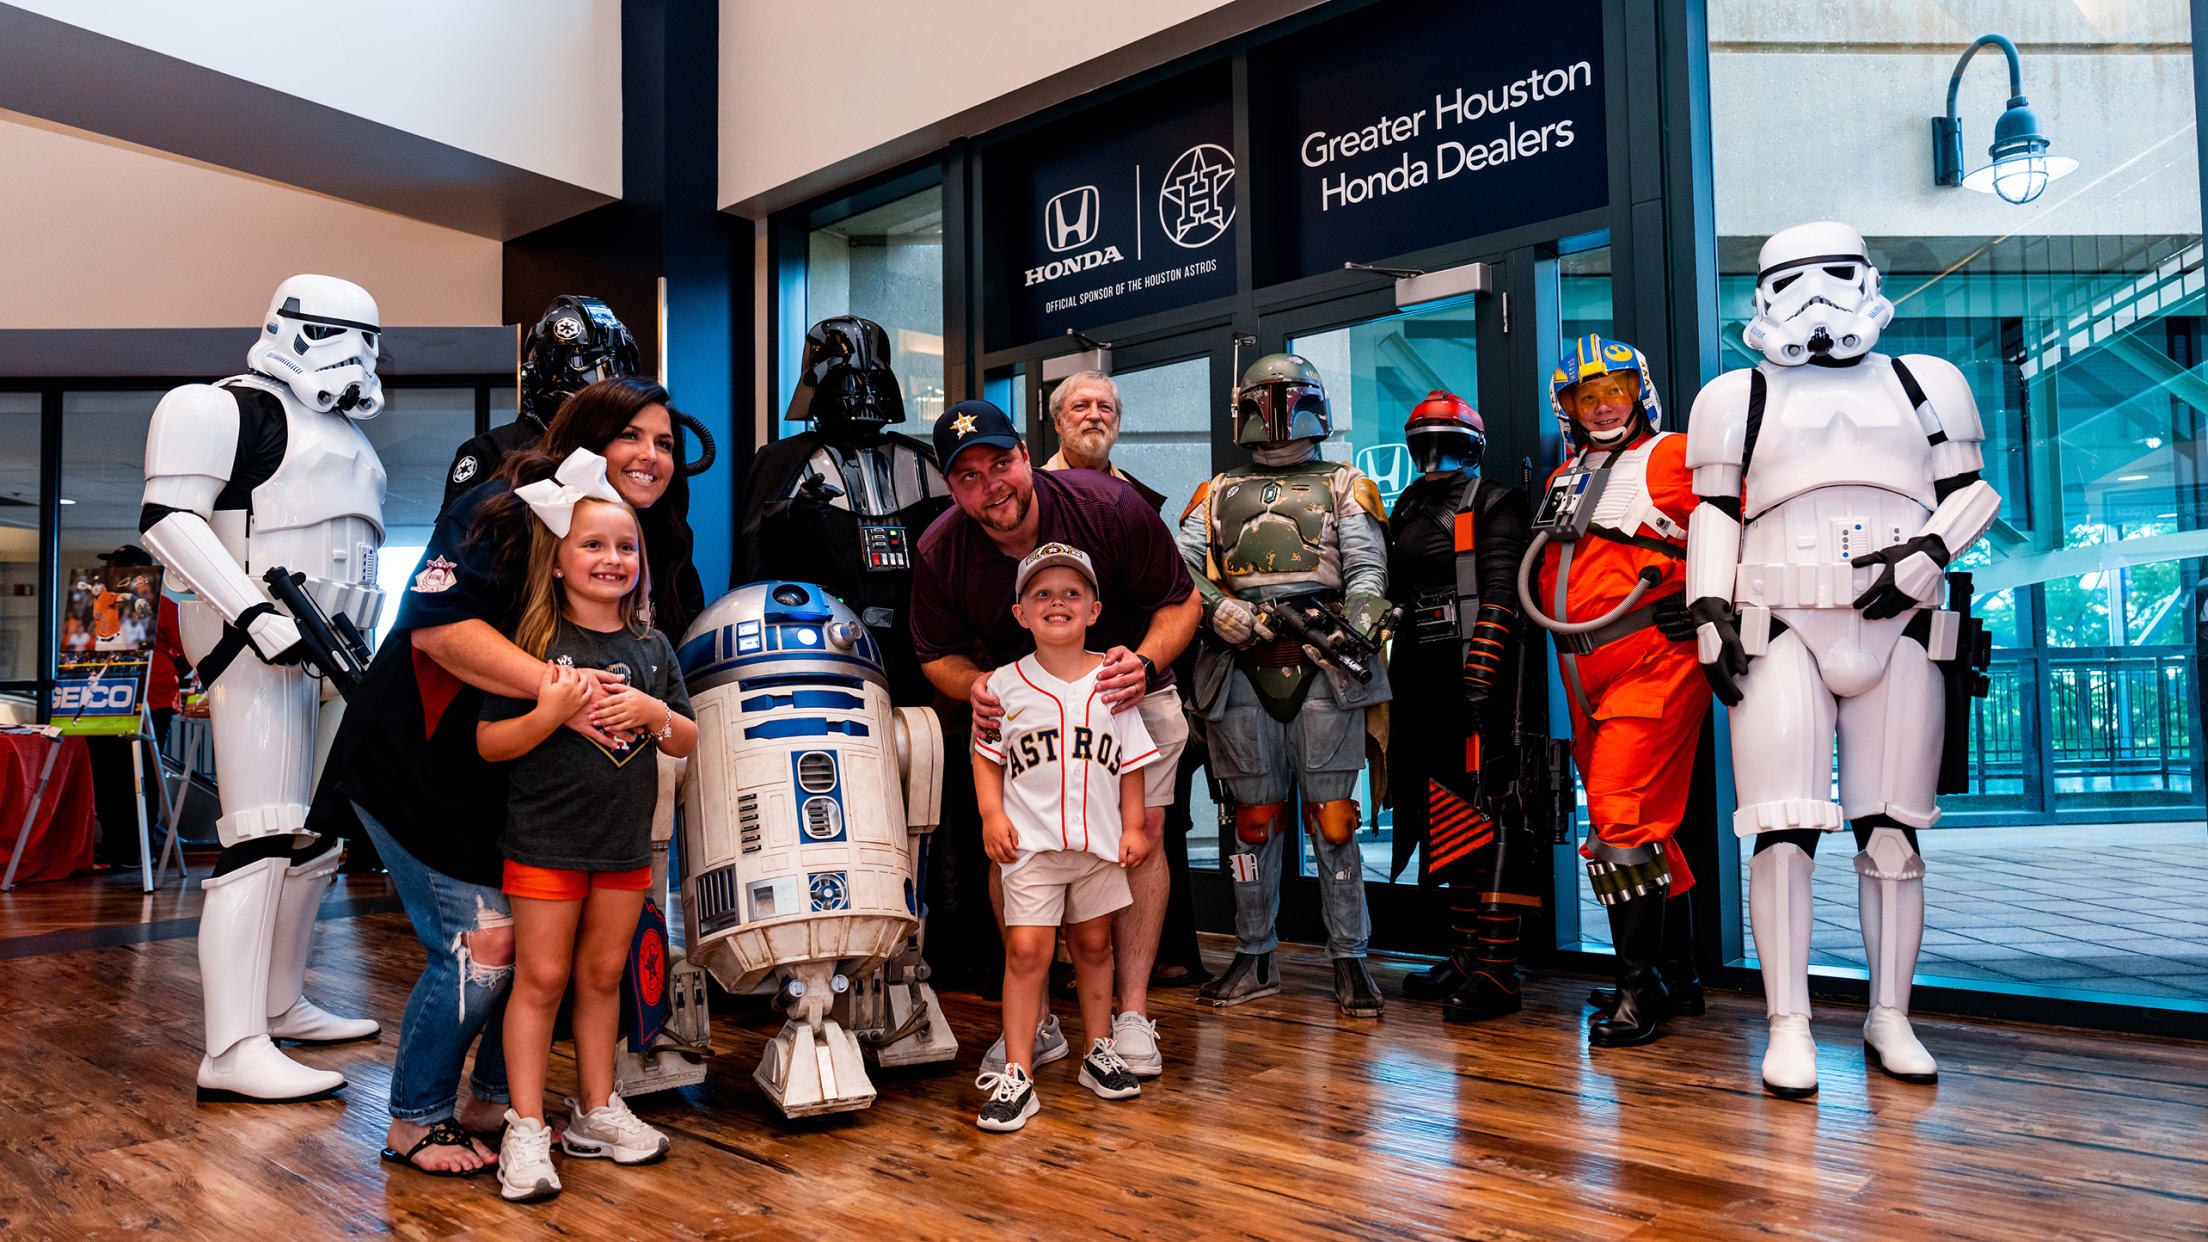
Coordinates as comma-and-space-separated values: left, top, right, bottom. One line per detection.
1044, 371, 1168, 512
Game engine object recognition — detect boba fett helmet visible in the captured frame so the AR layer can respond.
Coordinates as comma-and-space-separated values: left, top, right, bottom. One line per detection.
1234, 353, 1331, 446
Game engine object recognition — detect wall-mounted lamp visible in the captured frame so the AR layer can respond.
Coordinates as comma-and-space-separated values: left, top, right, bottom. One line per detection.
1931, 34, 2077, 205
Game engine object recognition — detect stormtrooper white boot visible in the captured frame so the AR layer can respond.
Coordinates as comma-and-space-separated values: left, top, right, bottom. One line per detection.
1750, 842, 1819, 1099
266, 843, 379, 1044
1857, 830, 1937, 1083
198, 856, 346, 1101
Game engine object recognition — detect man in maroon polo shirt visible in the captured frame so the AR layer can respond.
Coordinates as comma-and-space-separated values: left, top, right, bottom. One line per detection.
912, 399, 1199, 1079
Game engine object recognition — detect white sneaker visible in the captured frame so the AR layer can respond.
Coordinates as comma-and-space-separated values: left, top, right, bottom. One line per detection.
980, 1013, 1069, 1076
1761, 1013, 1820, 1099
497, 1110, 561, 1202
1863, 1006, 1939, 1083
1110, 1012, 1162, 1078
562, 1091, 670, 1164
975, 1065, 1039, 1132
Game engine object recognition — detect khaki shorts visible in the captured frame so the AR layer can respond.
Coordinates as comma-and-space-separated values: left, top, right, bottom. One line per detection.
1002, 850, 1132, 927
1137, 686, 1190, 808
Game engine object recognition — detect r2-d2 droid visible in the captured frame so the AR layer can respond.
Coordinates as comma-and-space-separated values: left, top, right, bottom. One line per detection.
677, 581, 954, 1116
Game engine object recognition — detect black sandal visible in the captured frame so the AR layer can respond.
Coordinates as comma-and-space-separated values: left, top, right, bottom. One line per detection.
380, 1117, 493, 1178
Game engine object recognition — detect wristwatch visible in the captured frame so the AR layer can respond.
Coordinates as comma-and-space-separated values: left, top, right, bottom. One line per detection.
1136, 653, 1157, 686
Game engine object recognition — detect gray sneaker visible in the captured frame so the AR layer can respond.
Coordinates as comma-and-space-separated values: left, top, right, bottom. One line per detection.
1110, 1011, 1162, 1077
980, 1013, 1069, 1075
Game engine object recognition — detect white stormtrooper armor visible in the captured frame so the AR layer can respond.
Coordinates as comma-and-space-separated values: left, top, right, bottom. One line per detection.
140, 275, 389, 1102
676, 581, 952, 1117
1685, 224, 2000, 1099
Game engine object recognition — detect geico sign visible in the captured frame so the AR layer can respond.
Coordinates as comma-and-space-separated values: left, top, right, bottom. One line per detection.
54, 680, 136, 712
1024, 245, 1124, 287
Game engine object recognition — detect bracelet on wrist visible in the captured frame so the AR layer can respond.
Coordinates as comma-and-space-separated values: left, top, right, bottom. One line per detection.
655, 702, 675, 741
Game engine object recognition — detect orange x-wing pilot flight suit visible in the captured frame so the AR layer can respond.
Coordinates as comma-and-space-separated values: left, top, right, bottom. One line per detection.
1533, 430, 1707, 895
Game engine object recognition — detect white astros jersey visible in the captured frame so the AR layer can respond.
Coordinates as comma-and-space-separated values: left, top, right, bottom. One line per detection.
974, 654, 1159, 869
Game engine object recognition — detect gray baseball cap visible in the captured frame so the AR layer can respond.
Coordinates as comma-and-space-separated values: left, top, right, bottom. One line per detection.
1015, 541, 1098, 595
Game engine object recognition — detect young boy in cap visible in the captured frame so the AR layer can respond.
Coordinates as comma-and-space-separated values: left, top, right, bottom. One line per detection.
971, 541, 1161, 1132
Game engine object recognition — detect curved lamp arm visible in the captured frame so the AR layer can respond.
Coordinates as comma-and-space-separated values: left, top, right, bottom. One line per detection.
1945, 33, 2026, 121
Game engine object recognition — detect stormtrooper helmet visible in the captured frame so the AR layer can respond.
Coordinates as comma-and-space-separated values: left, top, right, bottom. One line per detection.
246, 275, 384, 417
1743, 221, 1894, 366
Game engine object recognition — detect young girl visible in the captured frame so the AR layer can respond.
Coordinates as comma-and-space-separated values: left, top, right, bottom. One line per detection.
477, 449, 697, 1203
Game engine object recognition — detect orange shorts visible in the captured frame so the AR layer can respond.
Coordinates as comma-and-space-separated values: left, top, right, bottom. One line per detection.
502, 861, 653, 901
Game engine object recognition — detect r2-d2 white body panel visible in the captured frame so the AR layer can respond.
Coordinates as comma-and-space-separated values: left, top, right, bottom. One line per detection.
678, 580, 943, 1115
679, 580, 913, 987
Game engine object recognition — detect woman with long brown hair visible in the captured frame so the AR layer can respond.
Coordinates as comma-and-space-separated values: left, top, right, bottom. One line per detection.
328, 377, 704, 1175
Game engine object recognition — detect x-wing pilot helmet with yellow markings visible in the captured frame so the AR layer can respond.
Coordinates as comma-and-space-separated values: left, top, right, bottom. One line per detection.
1549, 334, 1663, 448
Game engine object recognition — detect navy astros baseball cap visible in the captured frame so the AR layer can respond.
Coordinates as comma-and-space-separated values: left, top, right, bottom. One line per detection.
933, 399, 1021, 472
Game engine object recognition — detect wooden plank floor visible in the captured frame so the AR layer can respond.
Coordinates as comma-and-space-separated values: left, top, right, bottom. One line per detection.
3, 870, 2204, 1241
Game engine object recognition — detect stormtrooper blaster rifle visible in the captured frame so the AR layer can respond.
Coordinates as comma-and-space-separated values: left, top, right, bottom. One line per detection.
261, 567, 371, 700
1936, 571, 1993, 795
1255, 591, 1392, 682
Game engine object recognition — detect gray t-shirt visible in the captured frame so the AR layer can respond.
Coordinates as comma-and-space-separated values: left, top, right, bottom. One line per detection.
481, 620, 693, 872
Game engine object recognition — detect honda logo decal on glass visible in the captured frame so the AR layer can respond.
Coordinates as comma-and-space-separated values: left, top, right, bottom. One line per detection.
1159, 144, 1236, 249
1045, 185, 1101, 252
1359, 443, 1414, 506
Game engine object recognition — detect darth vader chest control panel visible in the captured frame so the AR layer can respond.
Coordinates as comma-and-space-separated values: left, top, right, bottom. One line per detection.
858, 518, 910, 572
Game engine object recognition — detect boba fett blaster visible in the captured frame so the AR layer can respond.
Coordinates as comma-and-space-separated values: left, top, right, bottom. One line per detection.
1256, 591, 1387, 682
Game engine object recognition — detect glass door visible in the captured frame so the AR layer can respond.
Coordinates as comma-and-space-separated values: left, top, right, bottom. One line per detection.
1015, 334, 1237, 870
1247, 262, 1516, 950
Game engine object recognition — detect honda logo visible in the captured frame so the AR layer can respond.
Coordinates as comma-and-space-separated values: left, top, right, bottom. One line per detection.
1045, 185, 1100, 252
1359, 443, 1414, 506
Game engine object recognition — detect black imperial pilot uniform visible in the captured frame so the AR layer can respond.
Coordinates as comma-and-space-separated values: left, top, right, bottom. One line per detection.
1384, 391, 1542, 1022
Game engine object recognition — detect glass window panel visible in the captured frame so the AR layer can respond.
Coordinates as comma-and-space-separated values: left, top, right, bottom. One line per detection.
58, 392, 156, 615
1712, 4, 2202, 1002
785, 186, 945, 441
1557, 245, 1616, 950
361, 388, 477, 643
0, 393, 40, 684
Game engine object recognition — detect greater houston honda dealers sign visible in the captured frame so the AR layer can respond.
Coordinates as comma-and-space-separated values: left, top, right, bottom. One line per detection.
1253, 0, 1607, 282
992, 70, 1237, 344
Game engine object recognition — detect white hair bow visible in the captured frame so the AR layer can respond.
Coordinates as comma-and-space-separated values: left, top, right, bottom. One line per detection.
513, 448, 625, 537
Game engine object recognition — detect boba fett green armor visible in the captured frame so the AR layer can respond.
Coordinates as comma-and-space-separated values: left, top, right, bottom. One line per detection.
1175, 353, 1391, 1018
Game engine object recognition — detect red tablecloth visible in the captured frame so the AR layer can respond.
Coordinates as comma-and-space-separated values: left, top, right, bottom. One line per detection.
0, 732, 96, 884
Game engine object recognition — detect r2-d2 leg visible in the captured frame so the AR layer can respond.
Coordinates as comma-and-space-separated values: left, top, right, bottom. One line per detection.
851, 833, 956, 1068
849, 706, 956, 1067
616, 754, 712, 1097
186, 603, 373, 1101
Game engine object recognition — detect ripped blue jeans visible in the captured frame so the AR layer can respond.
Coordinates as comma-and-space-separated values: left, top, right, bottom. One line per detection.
355, 802, 513, 1124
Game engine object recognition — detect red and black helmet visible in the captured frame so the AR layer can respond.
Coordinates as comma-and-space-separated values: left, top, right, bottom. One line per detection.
1404, 390, 1486, 474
